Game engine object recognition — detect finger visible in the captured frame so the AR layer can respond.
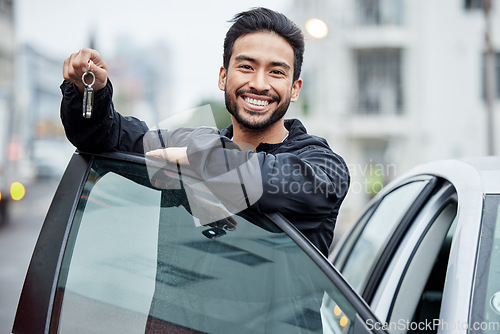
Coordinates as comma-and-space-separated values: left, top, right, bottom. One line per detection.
78, 48, 107, 72
167, 147, 190, 165
63, 52, 77, 80
73, 49, 93, 74
62, 57, 70, 80
64, 51, 86, 81
146, 148, 169, 160
88, 59, 108, 90
87, 49, 107, 71
147, 148, 190, 165
70, 50, 82, 73
63, 52, 85, 93
78, 49, 108, 90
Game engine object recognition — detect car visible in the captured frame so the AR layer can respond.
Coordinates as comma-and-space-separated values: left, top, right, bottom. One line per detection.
12, 150, 388, 334
330, 157, 500, 334
13, 151, 500, 334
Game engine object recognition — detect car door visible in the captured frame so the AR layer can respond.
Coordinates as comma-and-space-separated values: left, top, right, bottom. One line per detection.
13, 151, 388, 334
332, 176, 458, 333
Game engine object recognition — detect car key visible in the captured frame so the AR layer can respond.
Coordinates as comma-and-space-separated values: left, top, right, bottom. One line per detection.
82, 62, 95, 119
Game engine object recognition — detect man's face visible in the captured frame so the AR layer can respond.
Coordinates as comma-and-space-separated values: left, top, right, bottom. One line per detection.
218, 32, 302, 130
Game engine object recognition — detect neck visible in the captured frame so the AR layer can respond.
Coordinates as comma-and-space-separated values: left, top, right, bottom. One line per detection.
231, 118, 288, 150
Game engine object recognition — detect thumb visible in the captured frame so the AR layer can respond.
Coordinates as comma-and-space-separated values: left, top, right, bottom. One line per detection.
88, 59, 108, 91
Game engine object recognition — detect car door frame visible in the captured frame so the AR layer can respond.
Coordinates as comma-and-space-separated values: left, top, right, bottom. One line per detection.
370, 181, 458, 322
330, 176, 439, 299
13, 151, 389, 334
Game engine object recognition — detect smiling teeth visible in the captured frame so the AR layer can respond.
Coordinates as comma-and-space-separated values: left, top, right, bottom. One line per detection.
245, 97, 269, 106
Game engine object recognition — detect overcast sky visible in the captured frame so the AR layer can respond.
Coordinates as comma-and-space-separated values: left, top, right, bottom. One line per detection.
14, 0, 292, 111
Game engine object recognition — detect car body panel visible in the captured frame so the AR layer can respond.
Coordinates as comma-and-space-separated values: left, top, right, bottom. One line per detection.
397, 159, 488, 333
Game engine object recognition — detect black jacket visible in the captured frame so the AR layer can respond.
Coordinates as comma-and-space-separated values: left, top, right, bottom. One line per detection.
60, 80, 350, 256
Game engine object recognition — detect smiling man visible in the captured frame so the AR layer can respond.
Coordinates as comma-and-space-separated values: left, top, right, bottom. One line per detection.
220, 30, 301, 147
60, 7, 349, 256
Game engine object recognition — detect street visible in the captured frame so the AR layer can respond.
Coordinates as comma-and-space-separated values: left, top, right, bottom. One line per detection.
0, 178, 59, 333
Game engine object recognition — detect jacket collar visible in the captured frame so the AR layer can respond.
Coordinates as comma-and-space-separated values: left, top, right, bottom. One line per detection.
221, 119, 306, 142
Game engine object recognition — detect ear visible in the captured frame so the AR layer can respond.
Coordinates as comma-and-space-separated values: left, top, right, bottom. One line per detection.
218, 66, 227, 91
290, 78, 303, 102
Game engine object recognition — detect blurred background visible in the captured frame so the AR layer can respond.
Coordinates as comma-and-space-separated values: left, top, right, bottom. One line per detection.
0, 0, 499, 331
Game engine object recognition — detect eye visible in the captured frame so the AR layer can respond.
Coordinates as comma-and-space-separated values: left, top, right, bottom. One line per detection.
239, 64, 253, 70
271, 70, 285, 76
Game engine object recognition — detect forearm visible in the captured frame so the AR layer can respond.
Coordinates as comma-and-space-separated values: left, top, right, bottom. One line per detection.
60, 80, 148, 153
144, 127, 350, 217
181, 130, 349, 217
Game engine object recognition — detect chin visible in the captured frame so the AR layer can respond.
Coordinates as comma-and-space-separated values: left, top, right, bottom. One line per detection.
237, 115, 279, 131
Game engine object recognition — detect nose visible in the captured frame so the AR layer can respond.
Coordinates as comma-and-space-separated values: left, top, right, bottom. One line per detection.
249, 70, 271, 92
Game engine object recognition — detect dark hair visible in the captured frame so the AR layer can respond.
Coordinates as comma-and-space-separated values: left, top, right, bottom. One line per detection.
223, 7, 305, 82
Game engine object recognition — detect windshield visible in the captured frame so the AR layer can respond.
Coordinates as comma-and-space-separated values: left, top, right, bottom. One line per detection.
471, 194, 500, 333
51, 155, 371, 334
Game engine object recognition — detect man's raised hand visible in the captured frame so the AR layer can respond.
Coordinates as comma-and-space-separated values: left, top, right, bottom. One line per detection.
63, 48, 108, 94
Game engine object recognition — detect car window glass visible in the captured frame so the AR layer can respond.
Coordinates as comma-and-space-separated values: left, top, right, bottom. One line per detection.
52, 157, 377, 334
389, 201, 458, 332
340, 181, 427, 293
55, 166, 161, 333
332, 204, 376, 267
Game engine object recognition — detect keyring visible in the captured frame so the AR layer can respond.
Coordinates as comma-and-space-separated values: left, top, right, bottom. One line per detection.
82, 62, 95, 119
82, 70, 95, 88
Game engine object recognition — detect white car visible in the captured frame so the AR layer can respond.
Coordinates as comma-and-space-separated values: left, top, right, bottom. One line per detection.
331, 157, 500, 334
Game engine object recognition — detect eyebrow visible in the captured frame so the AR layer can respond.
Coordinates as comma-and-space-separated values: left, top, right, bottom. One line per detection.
234, 55, 291, 71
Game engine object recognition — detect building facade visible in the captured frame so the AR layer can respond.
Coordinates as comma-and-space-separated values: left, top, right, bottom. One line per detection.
286, 0, 500, 226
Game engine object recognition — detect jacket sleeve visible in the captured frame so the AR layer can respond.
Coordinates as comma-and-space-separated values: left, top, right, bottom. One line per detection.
256, 148, 349, 217
60, 80, 149, 154
161, 128, 350, 218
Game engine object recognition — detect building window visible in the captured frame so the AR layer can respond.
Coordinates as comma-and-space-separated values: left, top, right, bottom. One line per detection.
356, 48, 404, 115
356, 0, 404, 26
0, 0, 12, 12
464, 0, 484, 10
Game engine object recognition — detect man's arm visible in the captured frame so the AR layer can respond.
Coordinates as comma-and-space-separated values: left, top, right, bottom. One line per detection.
60, 49, 148, 153
146, 128, 349, 218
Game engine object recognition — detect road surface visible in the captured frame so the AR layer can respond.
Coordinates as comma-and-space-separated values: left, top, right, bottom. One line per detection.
0, 178, 59, 333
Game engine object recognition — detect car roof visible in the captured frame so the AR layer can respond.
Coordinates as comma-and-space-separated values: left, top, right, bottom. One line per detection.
396, 156, 500, 195
460, 157, 500, 194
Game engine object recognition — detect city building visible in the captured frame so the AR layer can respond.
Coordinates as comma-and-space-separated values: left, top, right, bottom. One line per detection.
287, 0, 500, 227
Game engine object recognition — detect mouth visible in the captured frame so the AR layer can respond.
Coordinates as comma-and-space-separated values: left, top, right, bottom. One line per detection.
239, 93, 277, 112
244, 97, 270, 107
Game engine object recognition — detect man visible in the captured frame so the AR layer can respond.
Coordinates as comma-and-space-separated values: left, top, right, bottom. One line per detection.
60, 7, 349, 256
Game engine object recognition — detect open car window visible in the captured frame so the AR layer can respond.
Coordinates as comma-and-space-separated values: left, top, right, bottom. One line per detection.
334, 180, 430, 294
48, 154, 384, 334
